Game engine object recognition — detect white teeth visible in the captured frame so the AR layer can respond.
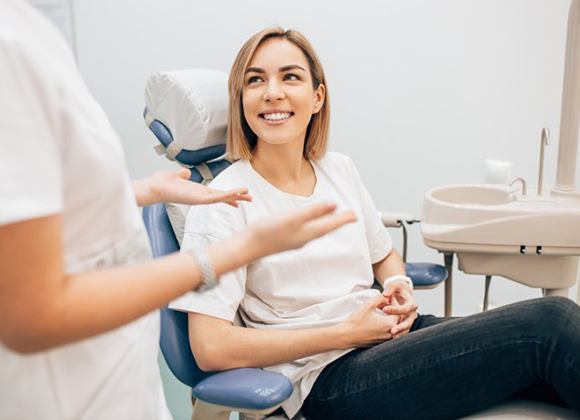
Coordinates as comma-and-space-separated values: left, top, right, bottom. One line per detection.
262, 112, 291, 121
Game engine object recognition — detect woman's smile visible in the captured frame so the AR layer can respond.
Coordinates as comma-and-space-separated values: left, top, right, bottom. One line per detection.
259, 110, 295, 124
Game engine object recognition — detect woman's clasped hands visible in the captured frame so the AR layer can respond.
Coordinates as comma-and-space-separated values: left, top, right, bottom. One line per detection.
338, 279, 419, 349
382, 280, 419, 339
338, 295, 398, 348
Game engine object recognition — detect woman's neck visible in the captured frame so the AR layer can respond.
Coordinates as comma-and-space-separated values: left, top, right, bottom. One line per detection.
251, 140, 316, 196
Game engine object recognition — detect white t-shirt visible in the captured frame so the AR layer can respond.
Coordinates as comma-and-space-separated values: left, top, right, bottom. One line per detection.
0, 2, 170, 419
171, 152, 393, 418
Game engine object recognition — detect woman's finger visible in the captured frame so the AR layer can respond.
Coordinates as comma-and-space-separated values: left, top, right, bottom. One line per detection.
382, 288, 394, 299
382, 284, 403, 299
291, 202, 338, 224
367, 294, 389, 311
178, 168, 192, 180
303, 210, 357, 239
391, 313, 416, 335
382, 299, 417, 315
236, 193, 253, 202
205, 188, 252, 204
225, 201, 239, 208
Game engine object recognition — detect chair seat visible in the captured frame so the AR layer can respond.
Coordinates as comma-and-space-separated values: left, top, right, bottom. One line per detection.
406, 262, 448, 288
192, 368, 293, 410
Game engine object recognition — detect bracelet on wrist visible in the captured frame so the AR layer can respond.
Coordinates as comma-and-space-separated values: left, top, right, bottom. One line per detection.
186, 248, 219, 293
382, 274, 413, 291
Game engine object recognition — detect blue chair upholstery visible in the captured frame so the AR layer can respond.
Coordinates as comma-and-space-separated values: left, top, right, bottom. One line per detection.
406, 262, 448, 288
148, 117, 227, 167
142, 202, 292, 413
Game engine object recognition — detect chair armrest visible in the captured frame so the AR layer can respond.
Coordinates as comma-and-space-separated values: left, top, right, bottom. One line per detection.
378, 211, 418, 228
192, 368, 293, 410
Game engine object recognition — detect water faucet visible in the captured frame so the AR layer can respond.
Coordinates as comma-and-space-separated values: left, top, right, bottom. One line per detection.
509, 177, 527, 196
538, 127, 550, 195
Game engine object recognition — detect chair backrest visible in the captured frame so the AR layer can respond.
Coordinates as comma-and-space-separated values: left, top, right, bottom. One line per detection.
143, 69, 234, 388
144, 69, 229, 171
142, 203, 215, 387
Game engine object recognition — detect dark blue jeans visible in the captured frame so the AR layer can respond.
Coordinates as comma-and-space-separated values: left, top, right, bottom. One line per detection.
302, 297, 580, 420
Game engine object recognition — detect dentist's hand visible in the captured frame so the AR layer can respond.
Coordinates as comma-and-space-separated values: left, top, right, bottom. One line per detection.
206, 202, 357, 289
133, 168, 252, 207
249, 202, 357, 257
337, 295, 399, 348
382, 281, 418, 339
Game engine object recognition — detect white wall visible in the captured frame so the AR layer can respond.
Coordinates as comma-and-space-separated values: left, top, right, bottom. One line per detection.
74, 0, 579, 317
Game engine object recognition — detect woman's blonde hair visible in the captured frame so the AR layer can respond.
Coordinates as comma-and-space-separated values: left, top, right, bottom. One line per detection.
227, 27, 330, 160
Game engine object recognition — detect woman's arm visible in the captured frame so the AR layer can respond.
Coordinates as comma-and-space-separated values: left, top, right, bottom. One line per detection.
372, 249, 406, 287
0, 203, 355, 353
188, 295, 396, 371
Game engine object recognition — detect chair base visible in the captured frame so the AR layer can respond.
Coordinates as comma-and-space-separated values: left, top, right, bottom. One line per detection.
192, 399, 282, 420
259, 400, 574, 420
462, 398, 576, 419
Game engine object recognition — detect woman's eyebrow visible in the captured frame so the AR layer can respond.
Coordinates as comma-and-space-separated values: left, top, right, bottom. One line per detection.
245, 67, 265, 74
245, 64, 306, 74
279, 64, 305, 72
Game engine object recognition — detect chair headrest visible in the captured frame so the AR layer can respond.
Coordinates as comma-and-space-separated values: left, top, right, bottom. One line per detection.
144, 69, 228, 166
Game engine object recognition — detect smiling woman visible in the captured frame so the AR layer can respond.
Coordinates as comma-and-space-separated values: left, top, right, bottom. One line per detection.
227, 28, 329, 162
169, 26, 580, 420
242, 39, 324, 151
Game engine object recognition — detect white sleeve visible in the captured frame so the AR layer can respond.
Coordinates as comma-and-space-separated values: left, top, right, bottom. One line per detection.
0, 37, 63, 225
169, 203, 247, 322
345, 156, 393, 263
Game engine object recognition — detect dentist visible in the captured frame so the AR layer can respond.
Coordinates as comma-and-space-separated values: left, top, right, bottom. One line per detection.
0, 1, 355, 419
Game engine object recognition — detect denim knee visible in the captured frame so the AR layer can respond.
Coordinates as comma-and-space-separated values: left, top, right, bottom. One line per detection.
522, 297, 579, 335
539, 296, 578, 317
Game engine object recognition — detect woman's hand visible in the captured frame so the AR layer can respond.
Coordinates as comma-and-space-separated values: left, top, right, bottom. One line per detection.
336, 295, 398, 348
382, 281, 418, 339
249, 202, 357, 257
133, 168, 252, 207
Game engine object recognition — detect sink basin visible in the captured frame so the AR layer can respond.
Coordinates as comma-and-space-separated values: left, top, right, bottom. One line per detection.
421, 184, 580, 289
422, 184, 580, 229
430, 185, 515, 205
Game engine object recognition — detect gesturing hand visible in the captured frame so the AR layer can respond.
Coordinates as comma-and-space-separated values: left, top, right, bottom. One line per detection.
250, 202, 357, 257
382, 280, 418, 339
144, 168, 252, 207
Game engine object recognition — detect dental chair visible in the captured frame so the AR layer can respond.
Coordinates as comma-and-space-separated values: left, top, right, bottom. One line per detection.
143, 202, 293, 420
143, 69, 293, 420
143, 69, 576, 420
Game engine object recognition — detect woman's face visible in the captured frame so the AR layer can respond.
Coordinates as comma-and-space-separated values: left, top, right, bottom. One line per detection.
242, 37, 325, 149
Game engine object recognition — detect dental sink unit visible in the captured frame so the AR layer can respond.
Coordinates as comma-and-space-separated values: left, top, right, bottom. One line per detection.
421, 0, 580, 300
423, 184, 580, 254
422, 185, 580, 291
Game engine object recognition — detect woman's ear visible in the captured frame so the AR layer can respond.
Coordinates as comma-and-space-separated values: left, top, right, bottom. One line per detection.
313, 83, 326, 114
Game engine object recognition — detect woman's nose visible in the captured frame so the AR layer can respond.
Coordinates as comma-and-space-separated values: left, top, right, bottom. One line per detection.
263, 80, 285, 101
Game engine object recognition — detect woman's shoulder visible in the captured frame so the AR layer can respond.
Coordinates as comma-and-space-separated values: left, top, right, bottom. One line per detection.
316, 151, 358, 175
208, 160, 251, 189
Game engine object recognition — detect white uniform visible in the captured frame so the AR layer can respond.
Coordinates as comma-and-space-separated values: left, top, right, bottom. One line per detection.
171, 152, 393, 418
0, 1, 170, 419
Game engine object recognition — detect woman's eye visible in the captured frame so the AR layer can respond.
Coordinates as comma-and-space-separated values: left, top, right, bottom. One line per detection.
284, 73, 300, 81
247, 76, 263, 84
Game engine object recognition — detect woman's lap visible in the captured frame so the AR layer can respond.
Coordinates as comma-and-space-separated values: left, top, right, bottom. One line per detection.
302, 297, 580, 420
